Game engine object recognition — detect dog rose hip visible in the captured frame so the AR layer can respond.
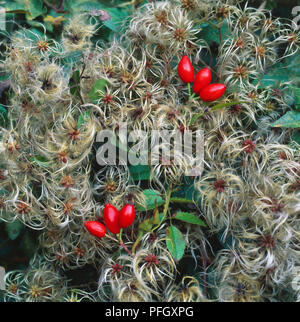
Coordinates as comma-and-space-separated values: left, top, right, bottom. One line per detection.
177, 55, 194, 83
84, 221, 106, 238
119, 204, 135, 229
103, 203, 121, 234
199, 83, 226, 102
193, 68, 212, 94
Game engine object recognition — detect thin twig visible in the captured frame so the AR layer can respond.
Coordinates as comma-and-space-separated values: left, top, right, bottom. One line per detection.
120, 242, 134, 257
119, 229, 134, 257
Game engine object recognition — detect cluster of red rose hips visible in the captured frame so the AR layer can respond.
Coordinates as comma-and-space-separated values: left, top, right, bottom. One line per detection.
84, 203, 135, 238
177, 55, 226, 102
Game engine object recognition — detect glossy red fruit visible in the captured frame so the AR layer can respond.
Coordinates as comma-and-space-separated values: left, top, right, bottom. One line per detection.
84, 221, 106, 238
192, 68, 212, 94
103, 203, 121, 234
199, 83, 226, 102
119, 204, 135, 229
177, 55, 194, 83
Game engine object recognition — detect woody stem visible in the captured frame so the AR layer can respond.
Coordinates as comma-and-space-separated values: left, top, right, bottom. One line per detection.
118, 229, 134, 257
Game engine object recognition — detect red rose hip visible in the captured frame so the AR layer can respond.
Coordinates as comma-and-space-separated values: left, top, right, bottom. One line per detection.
85, 221, 106, 238
193, 68, 212, 94
119, 204, 135, 229
103, 203, 121, 234
199, 83, 226, 102
177, 55, 194, 83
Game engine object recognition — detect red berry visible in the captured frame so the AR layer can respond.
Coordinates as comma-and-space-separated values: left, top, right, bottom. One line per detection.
192, 68, 212, 94
103, 203, 121, 234
119, 204, 135, 229
177, 55, 194, 83
199, 83, 226, 102
84, 221, 106, 238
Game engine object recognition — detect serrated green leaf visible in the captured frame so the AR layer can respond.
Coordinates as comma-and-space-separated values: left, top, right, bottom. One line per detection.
138, 211, 165, 233
166, 225, 185, 261
137, 189, 165, 211
173, 212, 206, 226
138, 218, 153, 232
5, 220, 23, 240
88, 78, 107, 101
271, 111, 300, 128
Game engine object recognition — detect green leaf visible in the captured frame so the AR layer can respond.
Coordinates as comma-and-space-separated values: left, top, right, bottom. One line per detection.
291, 129, 300, 145
5, 0, 31, 15
198, 20, 228, 45
166, 225, 185, 261
258, 63, 289, 88
21, 231, 37, 258
22, 28, 44, 42
138, 218, 153, 232
189, 101, 245, 126
173, 212, 206, 226
265, 0, 277, 10
258, 53, 300, 89
129, 164, 151, 181
137, 189, 165, 211
153, 211, 165, 225
70, 70, 81, 96
170, 197, 194, 204
290, 86, 300, 109
211, 101, 246, 111
189, 112, 203, 126
6, 9, 30, 14
29, 155, 51, 167
138, 211, 165, 233
88, 78, 107, 101
77, 110, 91, 129
102, 8, 130, 32
44, 21, 54, 33
5, 0, 45, 20
71, 0, 105, 12
0, 105, 8, 127
271, 111, 300, 128
25, 0, 45, 20
5, 220, 23, 240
